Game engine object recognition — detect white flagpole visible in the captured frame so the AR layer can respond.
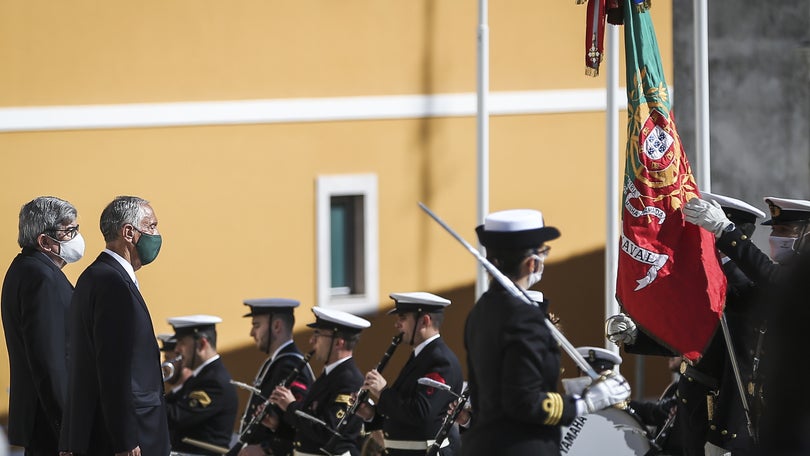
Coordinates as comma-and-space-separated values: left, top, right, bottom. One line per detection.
475, 0, 490, 299
694, 0, 711, 191
605, 24, 621, 360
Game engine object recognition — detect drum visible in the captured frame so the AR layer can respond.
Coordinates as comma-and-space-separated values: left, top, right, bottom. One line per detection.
559, 407, 652, 455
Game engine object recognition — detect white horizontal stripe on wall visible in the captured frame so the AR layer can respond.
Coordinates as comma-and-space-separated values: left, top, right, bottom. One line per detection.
0, 88, 627, 132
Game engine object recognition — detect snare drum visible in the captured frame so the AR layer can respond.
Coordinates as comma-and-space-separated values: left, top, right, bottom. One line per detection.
559, 408, 652, 455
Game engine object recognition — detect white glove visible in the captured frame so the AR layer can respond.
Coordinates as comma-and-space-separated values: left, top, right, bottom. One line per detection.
562, 376, 592, 396
605, 313, 638, 346
581, 371, 631, 414
683, 198, 732, 238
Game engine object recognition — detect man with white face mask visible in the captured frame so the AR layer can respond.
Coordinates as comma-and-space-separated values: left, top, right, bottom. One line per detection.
1, 196, 82, 455
684, 195, 810, 282
684, 195, 810, 452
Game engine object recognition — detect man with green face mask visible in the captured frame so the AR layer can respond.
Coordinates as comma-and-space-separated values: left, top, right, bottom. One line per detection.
60, 196, 168, 456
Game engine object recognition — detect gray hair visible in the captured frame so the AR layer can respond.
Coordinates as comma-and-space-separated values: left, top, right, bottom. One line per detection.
99, 196, 149, 242
18, 196, 78, 248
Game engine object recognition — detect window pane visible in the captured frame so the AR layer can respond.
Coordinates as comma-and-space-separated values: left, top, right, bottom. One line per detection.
330, 200, 349, 290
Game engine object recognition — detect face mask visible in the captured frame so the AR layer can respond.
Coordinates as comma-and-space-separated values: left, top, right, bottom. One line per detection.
54, 233, 85, 263
527, 255, 544, 288
769, 236, 796, 263
135, 231, 162, 265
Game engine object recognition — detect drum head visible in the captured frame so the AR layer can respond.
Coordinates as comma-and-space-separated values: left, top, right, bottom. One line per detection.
559, 407, 652, 455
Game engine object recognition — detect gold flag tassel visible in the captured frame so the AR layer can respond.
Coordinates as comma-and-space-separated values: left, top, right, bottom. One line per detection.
634, 0, 652, 13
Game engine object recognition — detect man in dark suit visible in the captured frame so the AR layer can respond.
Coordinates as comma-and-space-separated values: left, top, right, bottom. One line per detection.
60, 195, 169, 456
234, 298, 314, 456
165, 314, 239, 454
360, 292, 463, 456
270, 307, 370, 456
2, 196, 83, 455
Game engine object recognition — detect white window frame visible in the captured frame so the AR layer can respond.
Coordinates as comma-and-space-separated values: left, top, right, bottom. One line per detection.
316, 174, 379, 315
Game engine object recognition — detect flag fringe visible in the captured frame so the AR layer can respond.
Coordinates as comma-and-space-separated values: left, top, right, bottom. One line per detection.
576, 0, 588, 4
585, 67, 600, 77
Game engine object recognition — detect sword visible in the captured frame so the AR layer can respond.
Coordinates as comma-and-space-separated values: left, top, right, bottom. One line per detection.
719, 313, 757, 442
418, 202, 599, 380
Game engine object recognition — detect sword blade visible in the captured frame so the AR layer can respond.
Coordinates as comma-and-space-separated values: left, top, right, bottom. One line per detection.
418, 202, 599, 380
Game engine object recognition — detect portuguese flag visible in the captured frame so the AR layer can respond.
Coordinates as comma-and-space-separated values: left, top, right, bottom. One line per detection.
616, 1, 725, 361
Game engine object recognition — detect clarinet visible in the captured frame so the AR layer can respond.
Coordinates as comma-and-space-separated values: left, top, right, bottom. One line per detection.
426, 387, 469, 456
321, 333, 403, 455
226, 350, 314, 456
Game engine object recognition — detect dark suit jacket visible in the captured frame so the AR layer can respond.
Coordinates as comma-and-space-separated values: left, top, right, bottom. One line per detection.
462, 283, 578, 456
372, 337, 463, 456
285, 357, 364, 456
239, 342, 314, 456
60, 252, 170, 455
1, 248, 73, 450
166, 357, 238, 454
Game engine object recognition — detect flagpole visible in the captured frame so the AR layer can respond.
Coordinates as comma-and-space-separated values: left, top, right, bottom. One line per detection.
605, 24, 620, 359
475, 0, 490, 299
694, 0, 712, 191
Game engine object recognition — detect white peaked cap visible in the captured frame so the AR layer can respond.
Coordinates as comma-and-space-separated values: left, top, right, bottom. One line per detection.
702, 191, 765, 219
387, 292, 451, 314
167, 314, 223, 329
308, 307, 371, 333
576, 346, 623, 367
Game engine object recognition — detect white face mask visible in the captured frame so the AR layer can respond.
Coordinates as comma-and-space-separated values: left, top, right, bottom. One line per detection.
526, 255, 545, 288
55, 233, 85, 263
769, 235, 796, 264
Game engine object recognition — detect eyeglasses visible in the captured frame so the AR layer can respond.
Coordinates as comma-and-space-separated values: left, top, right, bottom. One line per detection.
312, 330, 334, 339
534, 245, 551, 259
47, 225, 80, 240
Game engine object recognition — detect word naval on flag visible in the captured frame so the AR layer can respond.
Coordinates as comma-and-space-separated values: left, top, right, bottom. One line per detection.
595, 0, 726, 361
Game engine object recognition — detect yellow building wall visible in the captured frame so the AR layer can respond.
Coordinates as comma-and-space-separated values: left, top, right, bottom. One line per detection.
0, 0, 673, 425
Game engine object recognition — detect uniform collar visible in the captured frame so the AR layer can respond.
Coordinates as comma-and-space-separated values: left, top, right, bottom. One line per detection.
414, 334, 440, 358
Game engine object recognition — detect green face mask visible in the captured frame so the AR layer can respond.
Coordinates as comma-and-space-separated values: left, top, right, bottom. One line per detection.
135, 231, 162, 265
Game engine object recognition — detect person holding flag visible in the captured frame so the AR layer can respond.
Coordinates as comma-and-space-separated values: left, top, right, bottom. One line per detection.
611, 192, 767, 455
684, 195, 810, 452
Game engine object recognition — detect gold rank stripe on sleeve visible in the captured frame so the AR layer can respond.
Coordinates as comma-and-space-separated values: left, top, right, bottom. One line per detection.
542, 393, 564, 426
188, 390, 212, 408
334, 394, 353, 405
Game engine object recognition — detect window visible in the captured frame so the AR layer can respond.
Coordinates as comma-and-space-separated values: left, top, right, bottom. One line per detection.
316, 174, 378, 314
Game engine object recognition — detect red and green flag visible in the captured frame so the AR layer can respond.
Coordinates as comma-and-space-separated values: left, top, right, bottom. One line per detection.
616, 1, 725, 361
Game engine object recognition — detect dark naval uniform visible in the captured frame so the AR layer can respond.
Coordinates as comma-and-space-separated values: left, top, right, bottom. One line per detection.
623, 260, 761, 455
463, 283, 579, 456
371, 336, 463, 456
284, 358, 364, 456
703, 260, 760, 454
166, 356, 239, 455
239, 341, 314, 456
671, 259, 760, 455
